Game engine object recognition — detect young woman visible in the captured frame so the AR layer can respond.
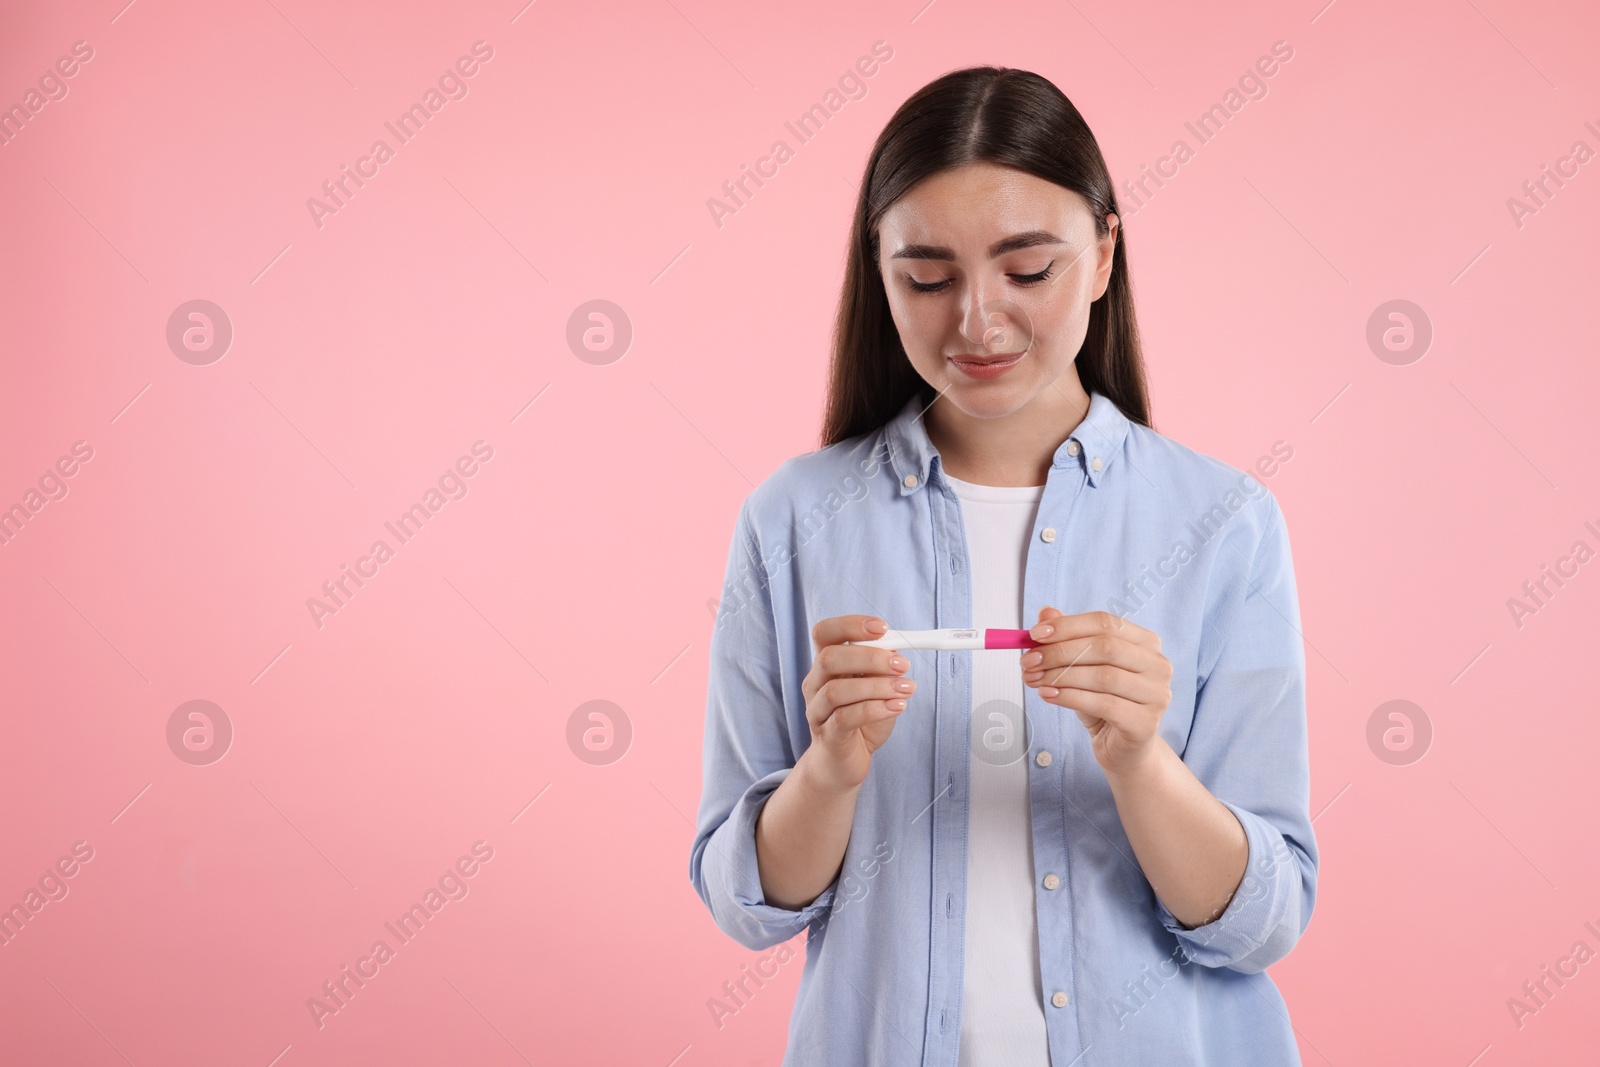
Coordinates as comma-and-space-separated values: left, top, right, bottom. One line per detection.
690, 65, 1317, 1067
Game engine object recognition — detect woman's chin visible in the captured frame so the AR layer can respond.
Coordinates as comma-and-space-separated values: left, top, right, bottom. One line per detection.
942, 379, 1036, 419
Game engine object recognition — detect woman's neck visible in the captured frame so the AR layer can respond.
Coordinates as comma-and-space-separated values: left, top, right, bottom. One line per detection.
926, 375, 1092, 487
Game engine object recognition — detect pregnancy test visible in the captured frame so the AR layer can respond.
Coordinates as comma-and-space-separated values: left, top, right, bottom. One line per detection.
847, 627, 1041, 651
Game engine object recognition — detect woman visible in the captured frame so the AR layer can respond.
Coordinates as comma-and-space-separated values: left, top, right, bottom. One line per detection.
690, 65, 1317, 1067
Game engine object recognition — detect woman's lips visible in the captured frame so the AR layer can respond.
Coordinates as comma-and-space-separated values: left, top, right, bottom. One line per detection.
950, 351, 1026, 379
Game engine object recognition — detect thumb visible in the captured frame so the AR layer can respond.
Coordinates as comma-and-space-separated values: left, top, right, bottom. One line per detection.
1036, 604, 1065, 622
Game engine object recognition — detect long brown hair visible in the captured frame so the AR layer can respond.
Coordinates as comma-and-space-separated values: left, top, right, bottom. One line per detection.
821, 66, 1152, 448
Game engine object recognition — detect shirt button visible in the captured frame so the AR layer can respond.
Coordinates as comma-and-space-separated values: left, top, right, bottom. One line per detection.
1066, 440, 1080, 456
903, 473, 919, 488
1043, 874, 1061, 890
1035, 750, 1052, 767
1040, 527, 1056, 543
1091, 457, 1102, 472
1051, 991, 1069, 1008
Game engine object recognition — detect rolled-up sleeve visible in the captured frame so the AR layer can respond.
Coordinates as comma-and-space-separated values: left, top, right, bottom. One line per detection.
1155, 493, 1319, 974
689, 502, 836, 951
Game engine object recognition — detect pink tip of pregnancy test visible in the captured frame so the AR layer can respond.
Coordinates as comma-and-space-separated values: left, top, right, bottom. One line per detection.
984, 628, 1040, 650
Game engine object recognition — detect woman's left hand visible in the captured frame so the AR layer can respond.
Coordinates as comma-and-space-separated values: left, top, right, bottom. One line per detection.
1020, 605, 1173, 778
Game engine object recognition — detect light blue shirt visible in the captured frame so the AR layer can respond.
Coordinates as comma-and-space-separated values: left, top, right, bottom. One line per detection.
690, 388, 1318, 1066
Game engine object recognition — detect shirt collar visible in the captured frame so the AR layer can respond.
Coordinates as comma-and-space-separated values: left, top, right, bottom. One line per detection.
884, 387, 1131, 494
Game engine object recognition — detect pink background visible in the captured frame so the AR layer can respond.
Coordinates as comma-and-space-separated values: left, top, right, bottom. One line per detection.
3, 0, 1598, 1063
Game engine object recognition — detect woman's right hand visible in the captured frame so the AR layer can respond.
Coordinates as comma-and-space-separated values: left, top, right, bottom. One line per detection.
800, 615, 916, 794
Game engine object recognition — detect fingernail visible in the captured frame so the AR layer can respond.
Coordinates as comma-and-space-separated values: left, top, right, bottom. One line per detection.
890, 655, 909, 672
1033, 624, 1053, 639
868, 619, 888, 634
887, 698, 907, 711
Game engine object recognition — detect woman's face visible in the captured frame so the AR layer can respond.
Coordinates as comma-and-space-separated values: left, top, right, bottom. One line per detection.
875, 161, 1118, 420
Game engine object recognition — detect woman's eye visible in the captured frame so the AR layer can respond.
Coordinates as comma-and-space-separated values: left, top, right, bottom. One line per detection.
1014, 262, 1055, 285
904, 262, 1055, 294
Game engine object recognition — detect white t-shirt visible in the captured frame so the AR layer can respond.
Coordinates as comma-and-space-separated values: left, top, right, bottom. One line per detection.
945, 472, 1051, 1067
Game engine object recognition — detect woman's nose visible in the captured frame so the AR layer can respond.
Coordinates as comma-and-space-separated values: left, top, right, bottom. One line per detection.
959, 285, 1031, 354
958, 281, 997, 347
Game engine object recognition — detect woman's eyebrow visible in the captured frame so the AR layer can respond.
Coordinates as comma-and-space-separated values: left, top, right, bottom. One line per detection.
889, 229, 1066, 261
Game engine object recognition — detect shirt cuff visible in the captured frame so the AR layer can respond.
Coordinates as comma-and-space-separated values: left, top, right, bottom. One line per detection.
698, 767, 838, 951
1153, 800, 1307, 974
